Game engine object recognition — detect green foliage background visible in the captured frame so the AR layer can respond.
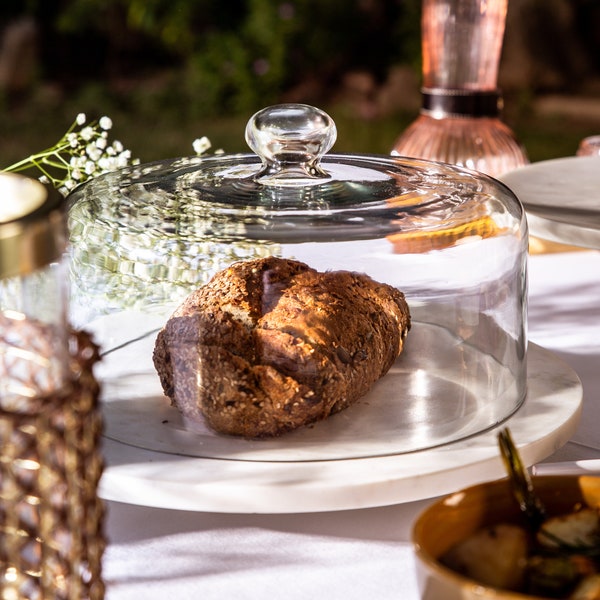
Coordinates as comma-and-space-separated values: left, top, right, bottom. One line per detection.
1, 0, 599, 166
10, 0, 420, 117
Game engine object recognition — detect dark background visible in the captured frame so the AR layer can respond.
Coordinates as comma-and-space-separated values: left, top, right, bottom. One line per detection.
1, 0, 599, 165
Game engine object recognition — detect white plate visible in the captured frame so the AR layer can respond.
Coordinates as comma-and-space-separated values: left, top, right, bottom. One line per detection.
500, 156, 600, 249
99, 342, 582, 513
99, 321, 525, 462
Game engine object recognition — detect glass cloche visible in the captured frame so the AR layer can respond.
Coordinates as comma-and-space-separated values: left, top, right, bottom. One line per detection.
67, 103, 528, 459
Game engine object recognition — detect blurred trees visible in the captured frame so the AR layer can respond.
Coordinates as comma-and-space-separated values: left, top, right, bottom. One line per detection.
0, 0, 598, 119
0, 0, 421, 116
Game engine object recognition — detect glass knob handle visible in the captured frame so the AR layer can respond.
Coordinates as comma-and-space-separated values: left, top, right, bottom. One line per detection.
245, 103, 337, 184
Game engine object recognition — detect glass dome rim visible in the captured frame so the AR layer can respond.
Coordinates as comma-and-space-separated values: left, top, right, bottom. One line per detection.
67, 149, 523, 217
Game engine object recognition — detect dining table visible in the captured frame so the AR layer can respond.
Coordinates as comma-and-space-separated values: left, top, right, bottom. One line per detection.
97, 244, 600, 600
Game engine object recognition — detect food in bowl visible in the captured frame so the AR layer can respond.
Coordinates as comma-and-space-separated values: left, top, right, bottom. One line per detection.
413, 475, 600, 600
153, 256, 411, 438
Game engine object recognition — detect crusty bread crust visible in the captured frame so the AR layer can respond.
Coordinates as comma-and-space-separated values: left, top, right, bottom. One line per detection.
153, 257, 410, 438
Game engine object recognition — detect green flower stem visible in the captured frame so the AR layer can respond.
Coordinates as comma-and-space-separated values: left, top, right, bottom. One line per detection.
2, 113, 206, 197
4, 116, 80, 173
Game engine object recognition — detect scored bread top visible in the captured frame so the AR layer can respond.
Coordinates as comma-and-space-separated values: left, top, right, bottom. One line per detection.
153, 257, 410, 438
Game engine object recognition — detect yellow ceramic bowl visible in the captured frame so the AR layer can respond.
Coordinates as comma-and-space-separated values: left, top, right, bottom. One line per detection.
412, 475, 600, 600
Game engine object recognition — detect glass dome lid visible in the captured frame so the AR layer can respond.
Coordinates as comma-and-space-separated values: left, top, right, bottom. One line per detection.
68, 103, 524, 246
66, 103, 530, 462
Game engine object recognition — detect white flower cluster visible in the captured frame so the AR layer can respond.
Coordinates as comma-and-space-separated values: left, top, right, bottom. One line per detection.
3, 113, 216, 197
3, 113, 140, 197
52, 113, 141, 196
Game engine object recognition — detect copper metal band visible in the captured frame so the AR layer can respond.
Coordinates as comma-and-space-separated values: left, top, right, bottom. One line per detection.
421, 88, 503, 118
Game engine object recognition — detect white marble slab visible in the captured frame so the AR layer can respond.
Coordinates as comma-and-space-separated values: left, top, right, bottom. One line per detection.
98, 342, 581, 513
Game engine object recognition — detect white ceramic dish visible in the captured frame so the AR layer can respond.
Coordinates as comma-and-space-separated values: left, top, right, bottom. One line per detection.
500, 156, 600, 249
98, 342, 582, 513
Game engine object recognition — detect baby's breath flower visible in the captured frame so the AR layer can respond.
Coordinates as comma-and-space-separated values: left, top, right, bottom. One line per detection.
117, 151, 131, 168
80, 126, 94, 141
193, 136, 211, 155
98, 157, 112, 171
2, 113, 213, 197
86, 143, 102, 162
99, 116, 113, 130
1, 113, 140, 196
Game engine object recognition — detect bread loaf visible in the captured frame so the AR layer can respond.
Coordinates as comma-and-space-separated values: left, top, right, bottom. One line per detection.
153, 257, 410, 438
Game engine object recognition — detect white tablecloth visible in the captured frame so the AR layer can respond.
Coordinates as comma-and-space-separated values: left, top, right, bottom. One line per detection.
102, 250, 600, 600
